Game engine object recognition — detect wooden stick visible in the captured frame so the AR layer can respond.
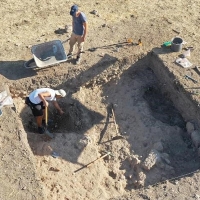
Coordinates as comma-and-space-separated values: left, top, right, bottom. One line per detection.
73, 152, 111, 174
86, 152, 110, 168
111, 105, 119, 135
45, 106, 48, 126
44, 107, 54, 139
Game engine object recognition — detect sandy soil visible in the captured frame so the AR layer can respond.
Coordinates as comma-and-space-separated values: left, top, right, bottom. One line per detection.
1, 0, 200, 200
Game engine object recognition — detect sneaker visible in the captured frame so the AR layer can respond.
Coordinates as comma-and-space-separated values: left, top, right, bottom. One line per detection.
76, 56, 81, 65
38, 126, 45, 134
67, 53, 73, 59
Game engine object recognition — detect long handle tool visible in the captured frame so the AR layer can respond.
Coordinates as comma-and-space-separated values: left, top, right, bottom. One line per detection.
73, 152, 111, 174
185, 74, 198, 83
111, 103, 124, 140
44, 107, 54, 139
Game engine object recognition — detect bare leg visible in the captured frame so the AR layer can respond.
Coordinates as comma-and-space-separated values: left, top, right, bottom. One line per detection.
36, 116, 43, 127
42, 109, 45, 121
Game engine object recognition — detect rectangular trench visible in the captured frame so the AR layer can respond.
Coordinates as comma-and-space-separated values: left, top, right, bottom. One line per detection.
150, 50, 200, 128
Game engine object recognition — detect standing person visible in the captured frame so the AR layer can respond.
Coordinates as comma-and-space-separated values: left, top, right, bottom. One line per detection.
25, 88, 67, 134
67, 4, 88, 65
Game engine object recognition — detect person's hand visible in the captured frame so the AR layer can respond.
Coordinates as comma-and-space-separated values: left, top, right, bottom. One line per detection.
44, 100, 49, 107
81, 36, 85, 42
59, 109, 64, 115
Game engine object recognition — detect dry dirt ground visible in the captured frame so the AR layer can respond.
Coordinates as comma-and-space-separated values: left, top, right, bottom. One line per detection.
1, 0, 200, 200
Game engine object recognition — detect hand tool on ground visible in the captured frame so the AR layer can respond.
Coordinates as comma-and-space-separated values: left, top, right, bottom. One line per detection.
88, 38, 136, 52
97, 104, 125, 145
184, 74, 198, 83
110, 103, 125, 139
98, 135, 125, 144
62, 38, 70, 44
73, 151, 111, 174
44, 107, 54, 139
183, 47, 194, 51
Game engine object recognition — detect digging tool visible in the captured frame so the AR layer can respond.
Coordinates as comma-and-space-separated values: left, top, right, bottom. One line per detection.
184, 74, 198, 83
88, 38, 137, 52
110, 103, 119, 135
73, 151, 111, 174
98, 135, 125, 144
44, 107, 54, 139
110, 103, 125, 140
62, 38, 70, 44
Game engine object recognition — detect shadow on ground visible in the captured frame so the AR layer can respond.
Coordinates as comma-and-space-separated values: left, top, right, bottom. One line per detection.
0, 60, 37, 80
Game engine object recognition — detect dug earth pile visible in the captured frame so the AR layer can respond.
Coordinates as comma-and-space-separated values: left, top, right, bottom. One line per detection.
1, 1, 200, 200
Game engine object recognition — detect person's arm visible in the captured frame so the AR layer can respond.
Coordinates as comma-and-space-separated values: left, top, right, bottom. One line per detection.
52, 101, 64, 115
38, 92, 51, 107
82, 21, 88, 42
72, 18, 74, 32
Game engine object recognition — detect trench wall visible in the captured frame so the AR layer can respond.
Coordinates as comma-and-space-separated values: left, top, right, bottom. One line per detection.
149, 50, 200, 128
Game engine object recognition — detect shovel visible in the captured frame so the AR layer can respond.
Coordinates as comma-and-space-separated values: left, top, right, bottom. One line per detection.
44, 106, 54, 139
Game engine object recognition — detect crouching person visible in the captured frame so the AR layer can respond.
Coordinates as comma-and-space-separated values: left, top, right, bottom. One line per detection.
25, 88, 67, 134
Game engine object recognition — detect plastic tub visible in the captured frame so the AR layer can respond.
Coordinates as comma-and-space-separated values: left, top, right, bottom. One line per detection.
171, 37, 183, 52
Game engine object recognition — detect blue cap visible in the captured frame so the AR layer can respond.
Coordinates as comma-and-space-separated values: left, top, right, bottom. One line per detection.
70, 5, 78, 16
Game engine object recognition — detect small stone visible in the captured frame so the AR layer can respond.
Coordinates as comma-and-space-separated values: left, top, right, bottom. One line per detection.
137, 170, 146, 187
21, 186, 26, 190
153, 142, 164, 152
91, 10, 98, 15
194, 194, 200, 199
161, 153, 170, 164
186, 122, 195, 136
174, 180, 178, 185
76, 135, 91, 150
142, 149, 161, 170
191, 130, 200, 148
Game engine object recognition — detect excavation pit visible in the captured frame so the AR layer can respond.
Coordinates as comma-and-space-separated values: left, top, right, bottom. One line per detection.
15, 50, 200, 199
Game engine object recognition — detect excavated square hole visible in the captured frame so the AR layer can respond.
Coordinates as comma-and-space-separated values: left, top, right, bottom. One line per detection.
19, 54, 200, 199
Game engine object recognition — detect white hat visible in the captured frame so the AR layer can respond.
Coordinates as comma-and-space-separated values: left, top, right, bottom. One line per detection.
55, 89, 67, 97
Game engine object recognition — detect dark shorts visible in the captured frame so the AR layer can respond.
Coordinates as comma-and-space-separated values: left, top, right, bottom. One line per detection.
25, 97, 45, 117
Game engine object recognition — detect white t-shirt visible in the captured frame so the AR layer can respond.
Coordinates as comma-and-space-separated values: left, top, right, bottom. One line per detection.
29, 88, 56, 104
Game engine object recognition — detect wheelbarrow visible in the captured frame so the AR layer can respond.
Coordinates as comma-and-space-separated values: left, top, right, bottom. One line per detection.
24, 39, 68, 68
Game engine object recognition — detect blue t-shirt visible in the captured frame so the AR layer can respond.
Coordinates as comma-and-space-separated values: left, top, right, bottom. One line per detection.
73, 12, 87, 36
